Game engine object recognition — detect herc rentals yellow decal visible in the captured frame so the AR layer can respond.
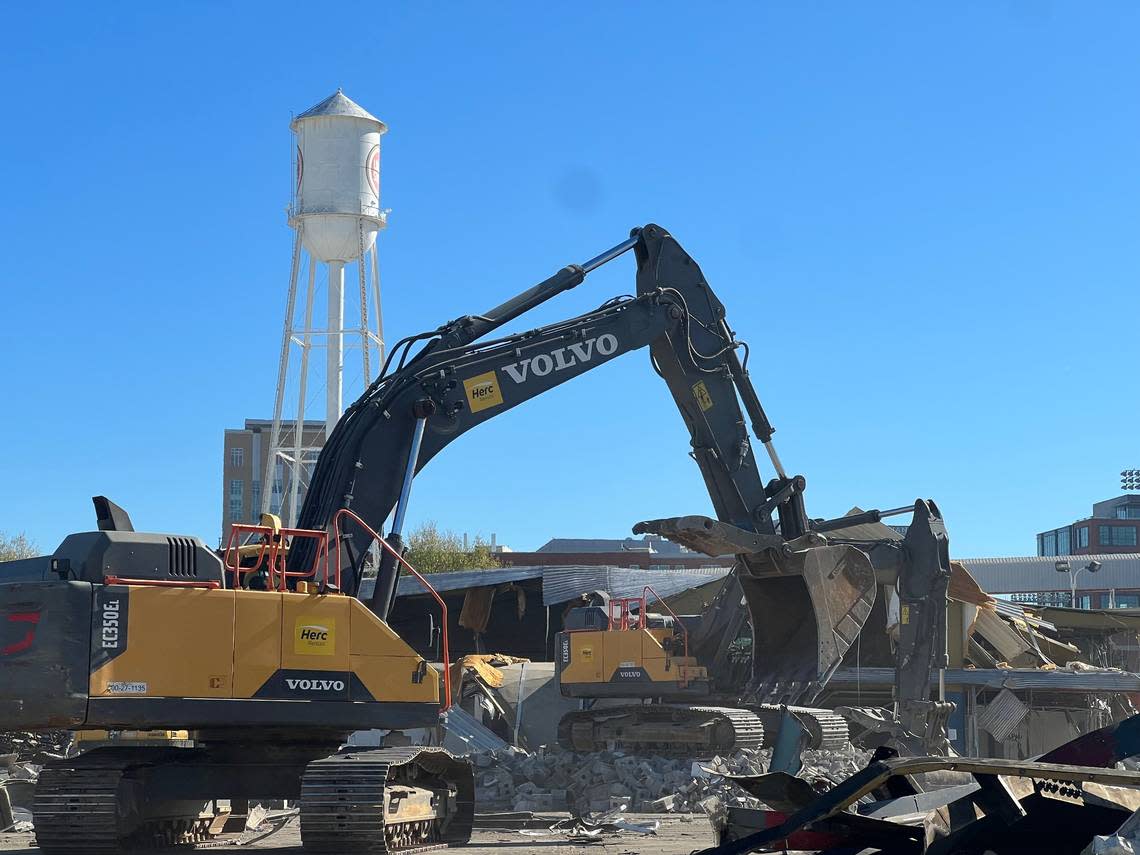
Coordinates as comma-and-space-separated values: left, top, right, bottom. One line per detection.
294, 616, 335, 655
463, 370, 503, 413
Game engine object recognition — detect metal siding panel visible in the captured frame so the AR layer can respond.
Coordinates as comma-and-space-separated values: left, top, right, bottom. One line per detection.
829, 666, 1140, 691
957, 554, 1140, 594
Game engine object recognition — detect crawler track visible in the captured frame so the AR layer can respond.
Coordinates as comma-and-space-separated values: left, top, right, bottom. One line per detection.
557, 705, 765, 755
300, 746, 474, 853
752, 704, 849, 751
34, 749, 219, 853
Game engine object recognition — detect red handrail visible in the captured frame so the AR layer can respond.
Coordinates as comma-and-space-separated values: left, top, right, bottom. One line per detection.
332, 508, 452, 711
608, 597, 642, 631
222, 524, 330, 591
642, 584, 689, 660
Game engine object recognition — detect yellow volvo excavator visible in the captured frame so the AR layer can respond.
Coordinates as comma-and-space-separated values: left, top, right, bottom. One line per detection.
0, 223, 950, 850
0, 498, 472, 852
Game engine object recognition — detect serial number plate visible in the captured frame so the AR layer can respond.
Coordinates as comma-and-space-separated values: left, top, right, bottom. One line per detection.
107, 681, 147, 694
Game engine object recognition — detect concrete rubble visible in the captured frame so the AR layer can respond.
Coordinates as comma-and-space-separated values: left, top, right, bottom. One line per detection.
0, 738, 44, 835
472, 742, 872, 815
0, 730, 68, 764
518, 805, 660, 842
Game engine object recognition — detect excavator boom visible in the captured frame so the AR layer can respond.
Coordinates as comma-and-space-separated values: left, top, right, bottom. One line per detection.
288, 223, 923, 707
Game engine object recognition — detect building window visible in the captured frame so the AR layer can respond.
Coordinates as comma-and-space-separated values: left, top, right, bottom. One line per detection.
231, 447, 244, 468
1056, 528, 1071, 555
1041, 531, 1057, 556
1078, 526, 1089, 548
229, 499, 243, 522
1099, 525, 1138, 547
1116, 506, 1140, 520
230, 479, 243, 499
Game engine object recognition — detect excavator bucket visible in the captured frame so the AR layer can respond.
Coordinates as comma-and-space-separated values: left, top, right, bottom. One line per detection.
635, 516, 878, 706
738, 537, 876, 705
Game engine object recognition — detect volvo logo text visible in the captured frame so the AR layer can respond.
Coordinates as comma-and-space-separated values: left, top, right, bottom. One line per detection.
285, 678, 345, 692
502, 334, 619, 384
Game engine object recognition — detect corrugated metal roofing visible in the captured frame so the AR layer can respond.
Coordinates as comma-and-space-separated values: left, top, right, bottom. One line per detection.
375, 564, 730, 606
395, 567, 543, 598
957, 554, 1140, 594
539, 566, 730, 607
537, 536, 689, 555
976, 688, 1029, 741
992, 598, 1057, 632
830, 666, 1140, 692
357, 567, 541, 602
440, 705, 510, 756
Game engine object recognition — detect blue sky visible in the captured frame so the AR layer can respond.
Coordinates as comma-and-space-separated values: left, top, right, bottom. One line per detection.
2, 2, 1138, 558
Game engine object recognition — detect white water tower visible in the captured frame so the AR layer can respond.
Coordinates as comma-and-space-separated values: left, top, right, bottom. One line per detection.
263, 89, 388, 525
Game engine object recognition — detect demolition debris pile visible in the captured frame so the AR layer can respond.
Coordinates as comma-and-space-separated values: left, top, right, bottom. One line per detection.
473, 744, 872, 814
0, 731, 67, 763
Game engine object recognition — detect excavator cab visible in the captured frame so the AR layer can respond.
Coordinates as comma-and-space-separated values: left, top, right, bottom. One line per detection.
556, 586, 710, 701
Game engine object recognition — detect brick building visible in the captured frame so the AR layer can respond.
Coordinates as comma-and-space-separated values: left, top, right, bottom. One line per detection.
1037, 494, 1140, 557
220, 419, 325, 545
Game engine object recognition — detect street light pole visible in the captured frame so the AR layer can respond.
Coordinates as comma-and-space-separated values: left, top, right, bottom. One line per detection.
1056, 560, 1102, 609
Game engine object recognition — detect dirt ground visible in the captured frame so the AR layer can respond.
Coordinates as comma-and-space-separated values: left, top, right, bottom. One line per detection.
0, 813, 718, 854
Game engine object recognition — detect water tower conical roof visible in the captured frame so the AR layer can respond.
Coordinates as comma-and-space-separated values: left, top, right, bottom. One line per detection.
292, 89, 387, 131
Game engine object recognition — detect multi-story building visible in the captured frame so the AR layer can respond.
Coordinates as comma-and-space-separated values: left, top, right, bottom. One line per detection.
1037, 494, 1140, 557
220, 419, 326, 545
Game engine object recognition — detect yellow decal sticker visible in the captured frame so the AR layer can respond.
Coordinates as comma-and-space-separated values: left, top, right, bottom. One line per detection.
294, 616, 335, 655
463, 370, 504, 413
581, 647, 593, 662
692, 380, 714, 412
900, 605, 910, 625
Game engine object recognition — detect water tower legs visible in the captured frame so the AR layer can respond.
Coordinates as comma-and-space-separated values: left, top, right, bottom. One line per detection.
326, 260, 345, 439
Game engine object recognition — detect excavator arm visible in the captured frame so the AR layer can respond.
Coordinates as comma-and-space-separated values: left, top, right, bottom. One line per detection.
293, 224, 801, 606
290, 224, 948, 734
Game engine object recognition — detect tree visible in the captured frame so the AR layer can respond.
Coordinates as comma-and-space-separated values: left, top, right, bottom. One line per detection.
403, 521, 500, 574
0, 532, 37, 562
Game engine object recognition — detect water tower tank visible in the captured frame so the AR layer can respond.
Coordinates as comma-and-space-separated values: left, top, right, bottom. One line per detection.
290, 90, 387, 263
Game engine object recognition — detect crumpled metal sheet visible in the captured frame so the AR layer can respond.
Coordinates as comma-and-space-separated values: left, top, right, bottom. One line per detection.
976, 688, 1030, 742
441, 705, 511, 755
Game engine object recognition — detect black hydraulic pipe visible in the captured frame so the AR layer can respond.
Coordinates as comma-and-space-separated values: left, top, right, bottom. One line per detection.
442, 235, 639, 350
810, 505, 915, 533
369, 403, 433, 618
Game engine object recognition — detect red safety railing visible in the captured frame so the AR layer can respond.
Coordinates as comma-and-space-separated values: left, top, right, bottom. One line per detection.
222, 523, 331, 592
606, 586, 689, 660
607, 597, 641, 631
332, 508, 452, 711
643, 585, 689, 661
